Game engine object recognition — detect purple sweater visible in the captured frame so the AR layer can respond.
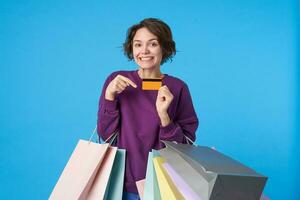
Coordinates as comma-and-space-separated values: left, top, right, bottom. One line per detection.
97, 70, 199, 193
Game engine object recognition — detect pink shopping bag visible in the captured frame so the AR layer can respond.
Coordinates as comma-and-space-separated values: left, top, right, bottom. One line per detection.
49, 140, 110, 200
86, 146, 117, 200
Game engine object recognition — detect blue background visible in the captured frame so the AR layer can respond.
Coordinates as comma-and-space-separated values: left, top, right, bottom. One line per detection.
0, 0, 299, 199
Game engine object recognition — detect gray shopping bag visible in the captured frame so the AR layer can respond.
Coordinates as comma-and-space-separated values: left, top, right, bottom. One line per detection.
159, 141, 268, 200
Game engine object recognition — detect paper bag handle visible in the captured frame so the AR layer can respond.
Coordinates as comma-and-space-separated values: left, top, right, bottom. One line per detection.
89, 125, 118, 145
184, 134, 194, 145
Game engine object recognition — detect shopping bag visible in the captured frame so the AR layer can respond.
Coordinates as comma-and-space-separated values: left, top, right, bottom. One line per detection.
49, 140, 110, 200
87, 131, 125, 200
159, 144, 205, 199
159, 141, 268, 200
152, 156, 185, 200
86, 146, 117, 200
50, 129, 125, 200
162, 162, 202, 200
143, 151, 161, 200
136, 179, 145, 200
104, 149, 126, 200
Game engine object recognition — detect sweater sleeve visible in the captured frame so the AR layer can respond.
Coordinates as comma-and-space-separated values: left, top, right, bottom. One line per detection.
97, 72, 120, 141
159, 83, 199, 144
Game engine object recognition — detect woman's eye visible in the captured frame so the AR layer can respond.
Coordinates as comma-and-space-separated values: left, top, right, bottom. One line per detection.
151, 43, 158, 47
134, 43, 141, 47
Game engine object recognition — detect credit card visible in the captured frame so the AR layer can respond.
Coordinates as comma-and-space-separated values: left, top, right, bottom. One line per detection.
142, 78, 162, 90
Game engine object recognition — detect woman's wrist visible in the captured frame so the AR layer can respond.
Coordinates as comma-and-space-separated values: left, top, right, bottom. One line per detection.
158, 111, 171, 127
105, 90, 115, 101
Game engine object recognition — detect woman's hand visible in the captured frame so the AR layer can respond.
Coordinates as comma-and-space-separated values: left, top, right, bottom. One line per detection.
156, 85, 173, 126
105, 75, 137, 101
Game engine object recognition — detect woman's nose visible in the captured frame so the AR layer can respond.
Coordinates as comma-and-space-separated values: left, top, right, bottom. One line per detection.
141, 45, 150, 54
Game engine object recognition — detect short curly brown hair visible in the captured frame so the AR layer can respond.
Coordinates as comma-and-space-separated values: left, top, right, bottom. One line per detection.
123, 18, 176, 65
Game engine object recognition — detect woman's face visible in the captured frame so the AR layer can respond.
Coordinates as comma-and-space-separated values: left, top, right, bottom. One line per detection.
132, 27, 163, 70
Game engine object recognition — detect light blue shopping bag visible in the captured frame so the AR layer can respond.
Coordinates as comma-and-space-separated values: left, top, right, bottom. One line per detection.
103, 149, 126, 200
143, 151, 161, 200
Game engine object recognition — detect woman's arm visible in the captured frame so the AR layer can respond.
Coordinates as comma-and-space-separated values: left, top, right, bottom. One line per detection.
97, 72, 137, 141
158, 83, 199, 144
97, 72, 120, 141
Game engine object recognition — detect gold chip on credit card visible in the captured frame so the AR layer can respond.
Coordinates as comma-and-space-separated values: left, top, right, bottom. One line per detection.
142, 78, 162, 90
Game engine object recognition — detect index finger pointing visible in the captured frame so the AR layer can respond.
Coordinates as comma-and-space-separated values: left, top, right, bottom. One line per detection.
120, 76, 137, 88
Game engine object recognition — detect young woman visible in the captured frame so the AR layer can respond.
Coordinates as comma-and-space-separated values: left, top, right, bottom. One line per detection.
97, 18, 199, 200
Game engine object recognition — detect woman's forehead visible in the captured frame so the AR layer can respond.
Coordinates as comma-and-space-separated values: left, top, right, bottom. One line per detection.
133, 28, 158, 41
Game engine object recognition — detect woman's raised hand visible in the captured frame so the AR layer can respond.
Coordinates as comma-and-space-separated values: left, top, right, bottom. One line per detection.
155, 85, 173, 126
105, 74, 137, 101
156, 85, 174, 114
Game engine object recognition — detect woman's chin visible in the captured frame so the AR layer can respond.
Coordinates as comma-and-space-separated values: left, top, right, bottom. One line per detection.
138, 63, 158, 70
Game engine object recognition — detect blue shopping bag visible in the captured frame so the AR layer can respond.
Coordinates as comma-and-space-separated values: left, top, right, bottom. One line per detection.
143, 151, 161, 200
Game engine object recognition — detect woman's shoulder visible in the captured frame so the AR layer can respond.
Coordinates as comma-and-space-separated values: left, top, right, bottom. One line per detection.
164, 74, 188, 88
107, 70, 136, 78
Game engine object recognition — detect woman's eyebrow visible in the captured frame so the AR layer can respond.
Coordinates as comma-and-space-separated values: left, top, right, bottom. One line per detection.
133, 38, 158, 42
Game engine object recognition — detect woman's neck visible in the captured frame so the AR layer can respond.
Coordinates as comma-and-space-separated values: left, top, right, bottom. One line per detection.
138, 68, 164, 79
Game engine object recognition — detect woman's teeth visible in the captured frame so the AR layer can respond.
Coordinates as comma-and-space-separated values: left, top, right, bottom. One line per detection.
140, 57, 153, 61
